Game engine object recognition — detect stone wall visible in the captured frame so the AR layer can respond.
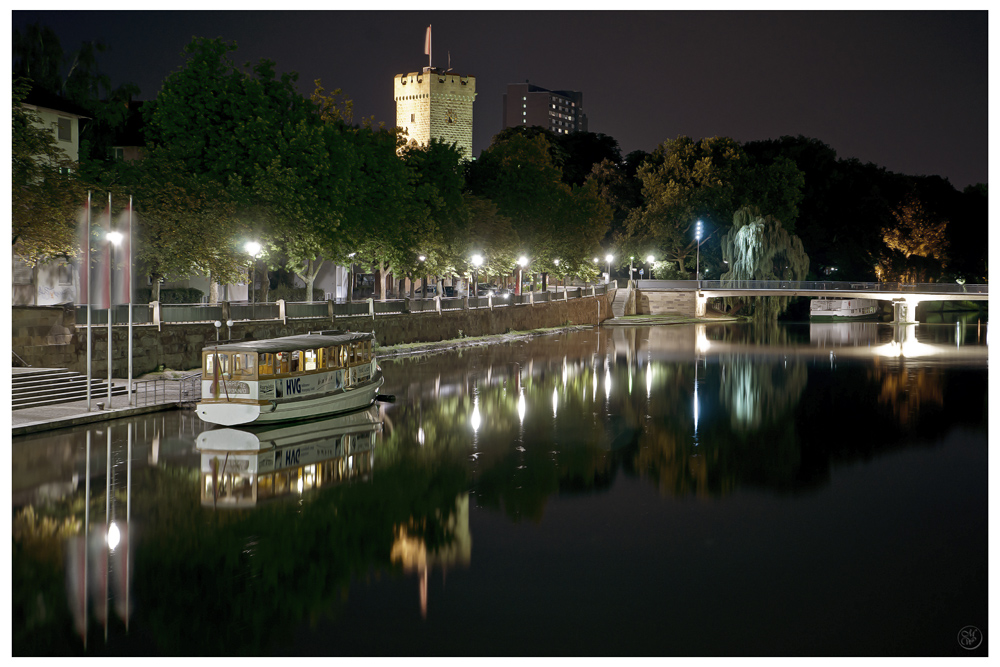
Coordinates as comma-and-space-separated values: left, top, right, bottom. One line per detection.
635, 290, 697, 317
12, 294, 612, 377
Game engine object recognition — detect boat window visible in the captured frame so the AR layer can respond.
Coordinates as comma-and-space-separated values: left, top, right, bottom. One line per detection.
233, 353, 255, 376
206, 352, 229, 376
349, 343, 357, 365
289, 351, 301, 373
340, 345, 349, 367
259, 353, 274, 377
277, 352, 290, 375
304, 349, 318, 371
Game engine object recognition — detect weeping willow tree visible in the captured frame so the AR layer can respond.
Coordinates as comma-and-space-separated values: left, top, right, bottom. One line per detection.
720, 206, 809, 319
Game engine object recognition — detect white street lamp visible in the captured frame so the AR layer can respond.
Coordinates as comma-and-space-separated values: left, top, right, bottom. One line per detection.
106, 231, 123, 405
695, 220, 703, 289
517, 256, 528, 296
245, 241, 261, 318
605, 253, 613, 285
472, 254, 483, 298
646, 254, 655, 280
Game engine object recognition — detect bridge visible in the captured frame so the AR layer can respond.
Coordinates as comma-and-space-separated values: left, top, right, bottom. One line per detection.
632, 280, 988, 323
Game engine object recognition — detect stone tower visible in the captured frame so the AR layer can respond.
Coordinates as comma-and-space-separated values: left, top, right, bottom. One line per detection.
394, 68, 477, 160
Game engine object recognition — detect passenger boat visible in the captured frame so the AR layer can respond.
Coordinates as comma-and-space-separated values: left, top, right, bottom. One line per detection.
195, 405, 382, 508
809, 297, 881, 322
196, 330, 384, 426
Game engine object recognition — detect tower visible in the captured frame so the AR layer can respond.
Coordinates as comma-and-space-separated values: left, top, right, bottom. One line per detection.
394, 68, 477, 160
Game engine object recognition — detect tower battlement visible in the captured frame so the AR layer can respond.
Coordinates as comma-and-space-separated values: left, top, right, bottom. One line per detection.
394, 69, 477, 159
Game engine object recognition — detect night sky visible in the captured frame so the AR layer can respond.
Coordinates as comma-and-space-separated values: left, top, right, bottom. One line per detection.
10, 10, 989, 189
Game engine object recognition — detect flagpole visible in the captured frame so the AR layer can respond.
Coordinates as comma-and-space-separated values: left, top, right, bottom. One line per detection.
86, 191, 92, 412
107, 192, 113, 406
127, 196, 133, 406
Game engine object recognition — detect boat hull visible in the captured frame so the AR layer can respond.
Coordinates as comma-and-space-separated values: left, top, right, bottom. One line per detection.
809, 298, 881, 322
196, 372, 384, 426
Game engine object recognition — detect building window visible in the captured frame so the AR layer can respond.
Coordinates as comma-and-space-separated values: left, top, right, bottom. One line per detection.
57, 117, 71, 142
411, 113, 415, 122
13, 257, 32, 285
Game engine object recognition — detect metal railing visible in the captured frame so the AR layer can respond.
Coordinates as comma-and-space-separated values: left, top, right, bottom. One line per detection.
70, 283, 612, 327
636, 279, 988, 295
132, 372, 202, 407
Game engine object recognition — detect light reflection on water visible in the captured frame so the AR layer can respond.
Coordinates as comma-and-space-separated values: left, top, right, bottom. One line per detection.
12, 322, 988, 656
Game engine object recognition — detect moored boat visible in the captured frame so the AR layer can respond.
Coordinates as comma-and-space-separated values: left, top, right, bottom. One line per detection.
809, 297, 880, 322
196, 330, 384, 426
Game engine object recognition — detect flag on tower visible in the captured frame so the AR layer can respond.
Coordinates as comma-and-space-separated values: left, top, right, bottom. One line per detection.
424, 25, 432, 56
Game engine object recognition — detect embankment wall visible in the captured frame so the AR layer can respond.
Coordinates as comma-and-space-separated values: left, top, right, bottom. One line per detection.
12, 295, 612, 377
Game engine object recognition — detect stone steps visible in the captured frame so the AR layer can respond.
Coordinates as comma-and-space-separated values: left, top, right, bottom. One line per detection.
12, 368, 127, 409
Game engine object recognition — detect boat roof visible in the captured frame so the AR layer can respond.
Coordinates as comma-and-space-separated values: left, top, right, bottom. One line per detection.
204, 330, 376, 353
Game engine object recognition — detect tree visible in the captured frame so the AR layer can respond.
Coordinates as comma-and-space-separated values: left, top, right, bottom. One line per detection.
720, 206, 809, 319
11, 76, 84, 264
624, 136, 804, 277
467, 132, 610, 281
555, 131, 621, 186
13, 22, 139, 170
877, 192, 949, 283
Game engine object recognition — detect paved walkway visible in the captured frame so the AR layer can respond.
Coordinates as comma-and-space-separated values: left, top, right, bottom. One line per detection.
12, 377, 195, 437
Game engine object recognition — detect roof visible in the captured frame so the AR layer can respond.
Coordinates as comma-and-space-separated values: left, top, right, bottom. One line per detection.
205, 330, 376, 354
22, 87, 91, 119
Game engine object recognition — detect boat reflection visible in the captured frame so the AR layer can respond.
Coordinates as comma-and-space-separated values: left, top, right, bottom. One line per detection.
195, 406, 382, 508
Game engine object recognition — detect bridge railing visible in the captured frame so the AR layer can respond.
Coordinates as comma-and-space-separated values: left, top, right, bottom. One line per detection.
636, 279, 987, 294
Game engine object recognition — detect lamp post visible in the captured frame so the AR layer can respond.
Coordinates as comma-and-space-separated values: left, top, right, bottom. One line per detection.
553, 258, 560, 295
245, 241, 261, 319
517, 256, 528, 296
471, 254, 483, 300
646, 254, 655, 280
605, 254, 613, 285
629, 256, 634, 283
106, 231, 123, 406
695, 220, 703, 290
418, 255, 427, 299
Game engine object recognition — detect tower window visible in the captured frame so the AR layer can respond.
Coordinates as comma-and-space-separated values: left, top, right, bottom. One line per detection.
411, 113, 415, 122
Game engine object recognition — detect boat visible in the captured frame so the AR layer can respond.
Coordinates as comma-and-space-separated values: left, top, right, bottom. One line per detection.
195, 329, 384, 426
809, 297, 881, 322
195, 405, 382, 508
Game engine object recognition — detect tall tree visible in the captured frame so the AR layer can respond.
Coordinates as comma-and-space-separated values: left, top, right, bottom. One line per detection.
877, 191, 949, 283
11, 76, 84, 263
720, 206, 809, 319
624, 136, 803, 277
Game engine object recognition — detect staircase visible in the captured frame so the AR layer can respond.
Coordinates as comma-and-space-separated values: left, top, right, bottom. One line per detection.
13, 368, 127, 410
611, 285, 632, 318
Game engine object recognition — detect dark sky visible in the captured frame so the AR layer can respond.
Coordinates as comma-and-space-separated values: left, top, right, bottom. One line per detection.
11, 10, 989, 189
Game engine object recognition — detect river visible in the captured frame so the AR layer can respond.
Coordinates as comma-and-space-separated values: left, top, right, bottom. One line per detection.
12, 320, 989, 656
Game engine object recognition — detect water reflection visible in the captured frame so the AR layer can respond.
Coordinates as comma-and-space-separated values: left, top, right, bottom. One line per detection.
195, 406, 382, 508
12, 322, 988, 655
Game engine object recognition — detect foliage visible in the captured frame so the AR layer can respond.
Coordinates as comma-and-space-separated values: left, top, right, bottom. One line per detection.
876, 191, 949, 282
623, 136, 804, 278
720, 206, 809, 319
467, 132, 610, 276
11, 76, 85, 263
13, 21, 140, 170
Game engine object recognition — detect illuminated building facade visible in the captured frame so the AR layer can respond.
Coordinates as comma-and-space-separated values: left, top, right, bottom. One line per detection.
394, 68, 477, 160
502, 82, 588, 135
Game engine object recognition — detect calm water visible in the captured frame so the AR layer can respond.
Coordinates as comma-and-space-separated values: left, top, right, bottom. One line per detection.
12, 321, 989, 656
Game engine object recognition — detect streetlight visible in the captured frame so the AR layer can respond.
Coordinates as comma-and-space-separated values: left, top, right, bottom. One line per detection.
106, 231, 123, 405
418, 255, 427, 298
553, 258, 560, 295
630, 256, 634, 283
245, 241, 261, 319
517, 256, 528, 296
471, 254, 483, 299
695, 220, 703, 290
646, 254, 655, 280
605, 253, 613, 285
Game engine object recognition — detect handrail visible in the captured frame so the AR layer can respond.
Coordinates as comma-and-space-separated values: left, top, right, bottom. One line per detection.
12, 351, 30, 367
132, 372, 203, 407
